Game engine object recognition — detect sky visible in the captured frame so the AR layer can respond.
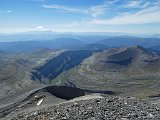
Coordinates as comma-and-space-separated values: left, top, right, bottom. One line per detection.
0, 0, 160, 34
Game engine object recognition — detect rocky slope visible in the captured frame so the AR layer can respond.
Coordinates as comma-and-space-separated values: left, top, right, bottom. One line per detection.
32, 50, 93, 84
0, 63, 34, 98
0, 49, 63, 99
53, 46, 160, 98
0, 46, 160, 119
4, 94, 160, 120
0, 85, 86, 119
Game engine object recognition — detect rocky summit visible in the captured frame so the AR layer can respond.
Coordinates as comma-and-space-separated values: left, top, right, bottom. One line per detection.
4, 94, 160, 120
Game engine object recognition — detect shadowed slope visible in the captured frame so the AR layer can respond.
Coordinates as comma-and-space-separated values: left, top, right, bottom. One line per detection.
32, 50, 93, 84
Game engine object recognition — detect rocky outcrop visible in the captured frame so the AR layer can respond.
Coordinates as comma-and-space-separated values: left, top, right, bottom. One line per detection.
5, 95, 160, 120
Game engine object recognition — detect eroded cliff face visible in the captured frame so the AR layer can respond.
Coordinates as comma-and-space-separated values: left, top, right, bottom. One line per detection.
31, 50, 93, 84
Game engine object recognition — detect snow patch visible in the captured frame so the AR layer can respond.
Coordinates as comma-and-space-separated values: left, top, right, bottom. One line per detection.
37, 99, 43, 106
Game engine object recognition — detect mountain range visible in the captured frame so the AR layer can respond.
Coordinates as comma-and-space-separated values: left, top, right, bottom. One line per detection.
0, 35, 160, 53
0, 36, 160, 119
53, 46, 160, 98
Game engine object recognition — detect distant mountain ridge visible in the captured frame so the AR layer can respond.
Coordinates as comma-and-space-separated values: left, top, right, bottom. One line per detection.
54, 46, 160, 98
96, 36, 160, 47
0, 38, 84, 53
0, 35, 160, 53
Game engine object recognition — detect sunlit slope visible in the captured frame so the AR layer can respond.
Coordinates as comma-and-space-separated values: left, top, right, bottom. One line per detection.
54, 46, 160, 98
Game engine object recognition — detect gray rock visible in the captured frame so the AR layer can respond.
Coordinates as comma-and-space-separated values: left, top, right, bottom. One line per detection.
5, 96, 160, 120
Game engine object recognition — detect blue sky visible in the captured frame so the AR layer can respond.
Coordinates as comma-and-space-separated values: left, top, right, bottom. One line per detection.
0, 0, 160, 34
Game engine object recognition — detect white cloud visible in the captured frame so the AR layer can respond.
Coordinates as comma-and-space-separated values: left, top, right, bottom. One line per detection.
124, 0, 143, 8
43, 5, 84, 13
141, 2, 150, 8
43, 3, 108, 17
123, 0, 157, 9
0, 10, 12, 13
42, 0, 160, 25
87, 4, 107, 17
89, 6, 160, 25
36, 26, 48, 31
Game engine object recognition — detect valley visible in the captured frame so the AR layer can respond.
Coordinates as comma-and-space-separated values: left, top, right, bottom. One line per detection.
0, 37, 160, 119
53, 46, 160, 98
31, 50, 93, 84
1, 42, 160, 99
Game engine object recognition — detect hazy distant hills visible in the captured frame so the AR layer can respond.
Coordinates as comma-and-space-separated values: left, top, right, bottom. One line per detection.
96, 36, 160, 47
0, 50, 5, 55
0, 31, 160, 42
0, 38, 84, 53
0, 32, 111, 42
151, 45, 160, 51
0, 35, 160, 53
1, 34, 160, 99
75, 43, 108, 51
54, 46, 160, 98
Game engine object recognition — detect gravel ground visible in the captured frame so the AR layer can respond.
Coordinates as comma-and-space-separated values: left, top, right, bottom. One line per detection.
5, 95, 160, 120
